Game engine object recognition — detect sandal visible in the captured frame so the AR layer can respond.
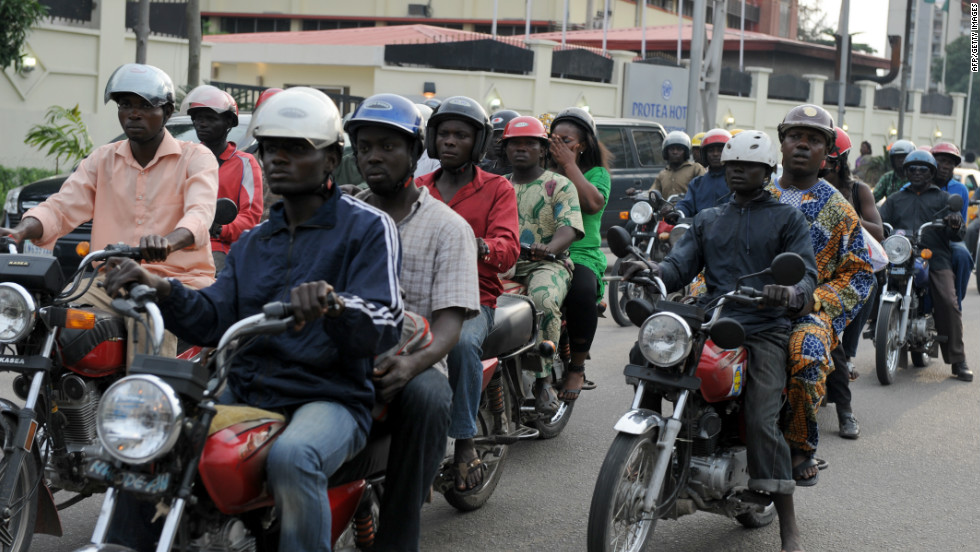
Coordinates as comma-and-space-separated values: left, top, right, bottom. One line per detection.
792, 457, 820, 487
559, 364, 586, 401
534, 379, 560, 416
453, 457, 487, 496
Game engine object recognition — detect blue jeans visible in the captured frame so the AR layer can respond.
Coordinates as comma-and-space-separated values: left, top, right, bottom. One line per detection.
951, 242, 973, 309
743, 329, 795, 495
376, 368, 452, 551
267, 401, 367, 551
447, 305, 494, 439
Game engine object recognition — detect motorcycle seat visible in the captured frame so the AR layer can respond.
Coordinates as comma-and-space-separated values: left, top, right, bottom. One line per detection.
482, 293, 535, 360
329, 431, 391, 486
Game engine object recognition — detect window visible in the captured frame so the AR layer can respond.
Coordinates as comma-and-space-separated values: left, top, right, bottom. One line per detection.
631, 129, 665, 167
597, 127, 634, 169
221, 17, 290, 34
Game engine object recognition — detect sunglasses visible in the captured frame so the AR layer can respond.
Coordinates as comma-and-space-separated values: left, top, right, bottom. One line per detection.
905, 166, 932, 175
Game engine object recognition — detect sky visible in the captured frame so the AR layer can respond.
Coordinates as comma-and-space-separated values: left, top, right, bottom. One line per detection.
814, 0, 890, 57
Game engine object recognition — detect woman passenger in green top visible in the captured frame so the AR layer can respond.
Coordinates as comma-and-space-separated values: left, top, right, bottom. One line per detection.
502, 115, 585, 416
548, 107, 612, 401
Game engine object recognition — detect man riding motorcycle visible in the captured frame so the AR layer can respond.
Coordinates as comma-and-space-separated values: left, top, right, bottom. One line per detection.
664, 128, 733, 222
627, 130, 705, 198
182, 84, 263, 274
768, 104, 874, 486
621, 129, 819, 552
0, 63, 219, 361
879, 151, 971, 382
927, 142, 974, 309
874, 139, 916, 202
102, 87, 404, 551
349, 93, 482, 546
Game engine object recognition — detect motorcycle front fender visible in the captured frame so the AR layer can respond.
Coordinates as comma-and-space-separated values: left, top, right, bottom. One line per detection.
0, 400, 62, 536
613, 408, 665, 435
879, 290, 903, 304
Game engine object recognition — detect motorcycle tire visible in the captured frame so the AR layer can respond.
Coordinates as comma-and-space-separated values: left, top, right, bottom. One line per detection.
587, 431, 659, 552
0, 421, 39, 552
874, 301, 901, 385
443, 379, 514, 512
735, 503, 776, 529
609, 259, 633, 327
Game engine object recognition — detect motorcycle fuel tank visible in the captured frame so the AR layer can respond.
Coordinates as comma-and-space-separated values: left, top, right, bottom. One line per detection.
199, 418, 286, 515
695, 340, 748, 403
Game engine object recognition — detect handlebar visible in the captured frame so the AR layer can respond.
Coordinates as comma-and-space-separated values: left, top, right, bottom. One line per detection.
209, 301, 296, 396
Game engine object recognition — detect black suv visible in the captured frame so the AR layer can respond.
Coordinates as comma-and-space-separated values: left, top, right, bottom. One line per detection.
3, 114, 255, 278
594, 118, 667, 234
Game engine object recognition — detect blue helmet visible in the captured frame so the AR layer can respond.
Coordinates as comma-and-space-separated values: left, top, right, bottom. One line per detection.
902, 150, 937, 176
345, 94, 425, 161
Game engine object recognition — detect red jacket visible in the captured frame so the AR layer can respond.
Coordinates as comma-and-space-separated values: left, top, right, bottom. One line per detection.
419, 167, 520, 308
212, 142, 263, 254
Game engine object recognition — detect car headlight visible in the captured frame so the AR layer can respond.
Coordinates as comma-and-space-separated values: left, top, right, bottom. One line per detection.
638, 312, 693, 367
97, 375, 183, 464
630, 201, 654, 224
882, 235, 911, 264
0, 283, 36, 343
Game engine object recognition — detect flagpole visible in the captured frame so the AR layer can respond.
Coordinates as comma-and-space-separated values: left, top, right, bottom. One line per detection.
739, 0, 745, 72
525, 0, 532, 42
641, 0, 648, 59
677, 0, 683, 62
602, 0, 610, 55
562, 0, 568, 48
492, 0, 498, 39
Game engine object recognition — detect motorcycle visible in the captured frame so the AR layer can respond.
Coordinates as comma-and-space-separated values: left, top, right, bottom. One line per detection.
609, 191, 688, 327
586, 226, 806, 552
874, 194, 964, 385
0, 200, 237, 552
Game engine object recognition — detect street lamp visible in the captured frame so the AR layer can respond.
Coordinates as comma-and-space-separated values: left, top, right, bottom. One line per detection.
18, 55, 37, 77
423, 82, 436, 99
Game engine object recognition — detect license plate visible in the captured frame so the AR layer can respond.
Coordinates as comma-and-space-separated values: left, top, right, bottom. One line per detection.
22, 240, 53, 256
86, 459, 172, 495
890, 267, 906, 275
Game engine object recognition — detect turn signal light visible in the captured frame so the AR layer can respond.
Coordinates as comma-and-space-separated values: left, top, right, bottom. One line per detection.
619, 211, 629, 220
920, 249, 933, 260
65, 309, 96, 330
75, 242, 90, 257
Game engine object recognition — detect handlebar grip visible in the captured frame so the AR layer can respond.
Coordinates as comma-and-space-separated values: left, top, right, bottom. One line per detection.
739, 286, 761, 298
263, 301, 292, 319
104, 243, 143, 261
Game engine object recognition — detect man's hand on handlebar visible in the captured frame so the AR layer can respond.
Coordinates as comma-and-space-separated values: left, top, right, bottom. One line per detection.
618, 259, 659, 281
526, 242, 559, 261
289, 281, 345, 331
140, 234, 173, 263
104, 258, 169, 299
944, 212, 964, 230
476, 237, 490, 257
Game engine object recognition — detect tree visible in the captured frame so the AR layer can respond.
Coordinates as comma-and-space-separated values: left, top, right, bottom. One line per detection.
0, 0, 47, 70
934, 34, 979, 152
24, 105, 94, 172
797, 0, 878, 55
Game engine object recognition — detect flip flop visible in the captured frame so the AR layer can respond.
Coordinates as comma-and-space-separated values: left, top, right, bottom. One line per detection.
814, 457, 829, 471
582, 376, 597, 391
452, 457, 486, 496
793, 457, 819, 487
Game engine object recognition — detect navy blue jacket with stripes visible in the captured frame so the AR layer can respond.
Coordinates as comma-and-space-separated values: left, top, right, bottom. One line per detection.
160, 190, 403, 434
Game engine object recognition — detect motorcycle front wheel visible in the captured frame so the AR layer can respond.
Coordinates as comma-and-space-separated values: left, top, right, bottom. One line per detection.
587, 431, 659, 552
0, 424, 39, 552
874, 301, 902, 385
608, 259, 632, 327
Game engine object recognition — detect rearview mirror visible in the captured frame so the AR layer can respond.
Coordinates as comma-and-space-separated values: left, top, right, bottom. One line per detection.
710, 318, 745, 350
608, 226, 632, 258
948, 194, 964, 215
770, 252, 806, 286
215, 198, 239, 226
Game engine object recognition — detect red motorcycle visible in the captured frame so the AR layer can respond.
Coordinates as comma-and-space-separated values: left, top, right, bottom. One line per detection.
587, 226, 806, 552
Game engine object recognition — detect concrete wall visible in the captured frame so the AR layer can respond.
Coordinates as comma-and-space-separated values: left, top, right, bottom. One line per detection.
716, 67, 964, 154
0, 1, 211, 171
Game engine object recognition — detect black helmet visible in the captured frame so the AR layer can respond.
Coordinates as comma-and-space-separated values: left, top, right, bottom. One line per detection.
104, 63, 175, 107
490, 109, 521, 132
425, 96, 493, 163
902, 150, 937, 177
777, 104, 835, 148
551, 106, 597, 138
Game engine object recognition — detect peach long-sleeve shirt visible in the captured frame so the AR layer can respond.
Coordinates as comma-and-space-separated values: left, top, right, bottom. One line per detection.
26, 130, 219, 289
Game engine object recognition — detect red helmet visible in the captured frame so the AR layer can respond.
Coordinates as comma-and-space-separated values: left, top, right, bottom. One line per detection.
700, 128, 732, 149
931, 142, 962, 165
255, 87, 284, 111
828, 126, 851, 159
501, 116, 548, 143
181, 85, 239, 126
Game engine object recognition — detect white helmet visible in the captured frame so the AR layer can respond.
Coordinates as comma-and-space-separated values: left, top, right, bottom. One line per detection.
662, 130, 692, 160
414, 103, 434, 125
720, 130, 778, 169
247, 87, 344, 149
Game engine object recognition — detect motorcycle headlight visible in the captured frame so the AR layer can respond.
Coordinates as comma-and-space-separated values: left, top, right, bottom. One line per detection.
630, 201, 654, 225
668, 223, 689, 247
638, 312, 693, 367
882, 235, 911, 264
0, 283, 36, 344
97, 375, 183, 464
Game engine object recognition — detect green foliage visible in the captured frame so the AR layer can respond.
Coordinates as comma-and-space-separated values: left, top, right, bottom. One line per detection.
856, 155, 890, 187
797, 1, 877, 55
934, 35, 978, 152
24, 104, 94, 172
0, 166, 58, 205
0, 0, 47, 70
